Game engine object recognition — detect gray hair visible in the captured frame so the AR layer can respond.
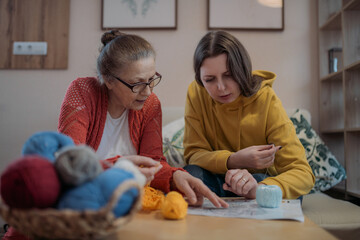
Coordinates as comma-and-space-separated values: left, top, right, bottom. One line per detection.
96, 30, 156, 84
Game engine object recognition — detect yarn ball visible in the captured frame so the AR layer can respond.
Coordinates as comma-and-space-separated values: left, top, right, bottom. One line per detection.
54, 145, 103, 186
57, 168, 139, 217
0, 155, 61, 209
142, 186, 165, 211
113, 159, 146, 187
256, 185, 283, 208
161, 191, 188, 220
22, 131, 74, 162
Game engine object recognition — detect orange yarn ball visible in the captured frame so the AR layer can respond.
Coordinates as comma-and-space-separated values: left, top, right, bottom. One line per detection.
161, 191, 188, 220
142, 186, 165, 211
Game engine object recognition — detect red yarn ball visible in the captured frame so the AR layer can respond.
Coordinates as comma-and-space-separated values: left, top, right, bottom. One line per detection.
0, 155, 61, 209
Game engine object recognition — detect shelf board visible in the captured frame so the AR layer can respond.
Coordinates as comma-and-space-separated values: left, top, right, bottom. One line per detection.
320, 128, 344, 133
343, 0, 360, 10
320, 70, 343, 82
345, 60, 360, 71
346, 127, 360, 132
320, 11, 342, 30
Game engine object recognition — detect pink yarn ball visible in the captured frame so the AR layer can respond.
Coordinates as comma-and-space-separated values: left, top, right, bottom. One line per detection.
1, 155, 61, 209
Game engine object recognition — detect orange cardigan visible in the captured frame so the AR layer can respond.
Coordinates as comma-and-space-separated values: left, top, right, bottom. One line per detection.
58, 77, 182, 193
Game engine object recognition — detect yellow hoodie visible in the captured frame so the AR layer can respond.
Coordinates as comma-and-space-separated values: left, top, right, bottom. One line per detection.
183, 70, 315, 199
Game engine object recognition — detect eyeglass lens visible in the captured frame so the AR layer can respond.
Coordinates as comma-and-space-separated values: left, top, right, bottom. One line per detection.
132, 76, 161, 93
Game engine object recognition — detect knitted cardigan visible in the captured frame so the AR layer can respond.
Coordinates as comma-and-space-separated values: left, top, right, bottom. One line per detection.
58, 77, 183, 193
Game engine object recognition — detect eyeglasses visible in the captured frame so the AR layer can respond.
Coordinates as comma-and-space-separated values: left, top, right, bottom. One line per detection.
110, 72, 162, 93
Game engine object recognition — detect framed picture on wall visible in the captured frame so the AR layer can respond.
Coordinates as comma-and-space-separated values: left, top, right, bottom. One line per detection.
208, 0, 284, 30
102, 0, 177, 30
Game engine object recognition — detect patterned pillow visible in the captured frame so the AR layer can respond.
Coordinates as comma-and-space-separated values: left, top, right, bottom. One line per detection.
289, 109, 346, 193
162, 118, 186, 168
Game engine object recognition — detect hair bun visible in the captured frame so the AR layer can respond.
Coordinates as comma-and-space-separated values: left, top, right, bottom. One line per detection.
101, 30, 126, 46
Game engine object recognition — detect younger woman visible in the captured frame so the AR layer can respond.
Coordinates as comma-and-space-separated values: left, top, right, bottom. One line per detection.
183, 31, 315, 199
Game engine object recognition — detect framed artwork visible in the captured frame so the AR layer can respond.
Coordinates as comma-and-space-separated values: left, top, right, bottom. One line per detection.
208, 0, 284, 30
102, 0, 177, 30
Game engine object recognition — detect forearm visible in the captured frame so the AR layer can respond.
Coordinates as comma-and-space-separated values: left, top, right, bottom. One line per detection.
150, 161, 185, 193
185, 148, 231, 174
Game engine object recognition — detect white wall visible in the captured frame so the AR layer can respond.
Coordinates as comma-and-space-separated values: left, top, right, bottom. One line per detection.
0, 0, 318, 175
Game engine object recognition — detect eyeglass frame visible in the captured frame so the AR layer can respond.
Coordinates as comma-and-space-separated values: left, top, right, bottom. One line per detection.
109, 72, 162, 93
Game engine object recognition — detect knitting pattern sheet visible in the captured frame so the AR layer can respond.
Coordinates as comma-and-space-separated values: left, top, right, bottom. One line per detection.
188, 198, 304, 222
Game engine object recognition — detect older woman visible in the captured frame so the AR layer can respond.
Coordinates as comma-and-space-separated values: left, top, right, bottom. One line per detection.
58, 30, 227, 208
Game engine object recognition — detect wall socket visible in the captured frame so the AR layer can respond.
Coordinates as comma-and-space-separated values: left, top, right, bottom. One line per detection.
13, 41, 47, 55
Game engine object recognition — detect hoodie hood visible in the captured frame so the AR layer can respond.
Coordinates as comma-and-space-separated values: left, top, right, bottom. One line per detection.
240, 70, 276, 107
253, 70, 276, 88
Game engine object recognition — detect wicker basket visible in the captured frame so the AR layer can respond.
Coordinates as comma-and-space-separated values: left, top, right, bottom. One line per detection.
0, 180, 142, 240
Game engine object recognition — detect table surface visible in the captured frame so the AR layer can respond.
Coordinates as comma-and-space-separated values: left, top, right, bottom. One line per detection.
106, 210, 338, 240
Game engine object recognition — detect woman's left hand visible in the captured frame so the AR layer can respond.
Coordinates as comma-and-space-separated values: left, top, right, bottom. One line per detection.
172, 170, 229, 208
222, 169, 258, 199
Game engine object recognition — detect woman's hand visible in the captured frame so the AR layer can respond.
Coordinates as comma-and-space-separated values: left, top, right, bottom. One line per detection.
121, 155, 162, 183
172, 170, 229, 208
222, 169, 258, 199
227, 144, 281, 170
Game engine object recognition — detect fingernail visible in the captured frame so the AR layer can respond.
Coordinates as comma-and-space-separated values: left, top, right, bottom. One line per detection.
279, 146, 282, 150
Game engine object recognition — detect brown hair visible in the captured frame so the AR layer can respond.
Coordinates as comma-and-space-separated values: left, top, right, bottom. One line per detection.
193, 31, 262, 97
96, 30, 155, 84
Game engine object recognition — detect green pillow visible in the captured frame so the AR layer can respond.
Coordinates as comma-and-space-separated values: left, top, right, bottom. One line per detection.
290, 109, 346, 193
162, 118, 185, 168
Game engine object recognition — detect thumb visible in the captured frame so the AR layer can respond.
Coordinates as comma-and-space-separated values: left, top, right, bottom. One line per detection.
131, 156, 158, 167
223, 183, 230, 191
257, 144, 274, 151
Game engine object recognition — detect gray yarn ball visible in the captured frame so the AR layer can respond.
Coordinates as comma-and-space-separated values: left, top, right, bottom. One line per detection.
54, 145, 103, 186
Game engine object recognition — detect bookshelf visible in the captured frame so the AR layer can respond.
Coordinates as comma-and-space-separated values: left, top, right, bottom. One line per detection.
318, 0, 360, 198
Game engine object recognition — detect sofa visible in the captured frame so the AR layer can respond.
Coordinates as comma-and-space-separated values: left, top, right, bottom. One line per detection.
162, 107, 360, 240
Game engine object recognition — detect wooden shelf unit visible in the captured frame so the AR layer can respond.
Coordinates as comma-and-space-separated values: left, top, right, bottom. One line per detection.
318, 0, 360, 198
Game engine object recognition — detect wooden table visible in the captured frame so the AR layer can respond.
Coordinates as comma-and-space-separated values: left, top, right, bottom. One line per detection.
106, 211, 338, 240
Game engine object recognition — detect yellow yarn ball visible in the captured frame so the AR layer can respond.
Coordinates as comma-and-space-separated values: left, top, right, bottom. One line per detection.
161, 191, 188, 220
142, 186, 165, 211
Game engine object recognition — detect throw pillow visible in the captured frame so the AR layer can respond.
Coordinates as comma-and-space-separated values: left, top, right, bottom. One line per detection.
290, 109, 346, 193
162, 118, 186, 168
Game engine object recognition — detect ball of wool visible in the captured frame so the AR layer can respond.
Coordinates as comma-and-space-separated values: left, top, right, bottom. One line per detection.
0, 155, 61, 209
256, 185, 283, 208
161, 191, 188, 220
142, 186, 165, 211
57, 168, 139, 217
54, 145, 103, 186
113, 159, 146, 187
22, 131, 74, 162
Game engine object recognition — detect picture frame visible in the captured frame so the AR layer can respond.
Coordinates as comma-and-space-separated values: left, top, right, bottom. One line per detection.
208, 0, 284, 31
102, 0, 177, 30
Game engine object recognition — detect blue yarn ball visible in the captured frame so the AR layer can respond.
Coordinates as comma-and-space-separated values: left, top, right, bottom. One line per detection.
22, 131, 74, 162
256, 185, 282, 208
57, 168, 139, 217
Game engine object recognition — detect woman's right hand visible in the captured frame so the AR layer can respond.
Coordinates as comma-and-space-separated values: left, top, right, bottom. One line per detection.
227, 144, 281, 170
121, 155, 162, 183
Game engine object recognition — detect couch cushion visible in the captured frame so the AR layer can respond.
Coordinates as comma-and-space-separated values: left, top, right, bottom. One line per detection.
302, 192, 360, 239
289, 109, 346, 193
